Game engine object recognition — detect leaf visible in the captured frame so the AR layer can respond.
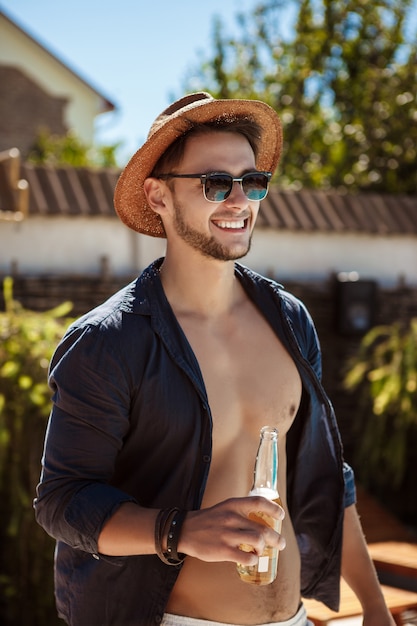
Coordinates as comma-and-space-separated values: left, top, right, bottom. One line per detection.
18, 375, 33, 390
0, 361, 19, 378
344, 361, 368, 388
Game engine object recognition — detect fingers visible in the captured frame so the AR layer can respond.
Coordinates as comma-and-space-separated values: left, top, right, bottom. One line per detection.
237, 508, 286, 557
241, 495, 285, 523
177, 496, 286, 564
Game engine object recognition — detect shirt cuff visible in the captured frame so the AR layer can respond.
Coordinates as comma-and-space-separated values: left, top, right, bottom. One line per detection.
343, 462, 356, 508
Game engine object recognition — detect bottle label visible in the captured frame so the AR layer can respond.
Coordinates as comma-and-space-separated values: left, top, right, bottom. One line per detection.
258, 555, 269, 572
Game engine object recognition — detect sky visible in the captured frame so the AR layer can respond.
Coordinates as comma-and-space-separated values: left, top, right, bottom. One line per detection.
1, 0, 265, 164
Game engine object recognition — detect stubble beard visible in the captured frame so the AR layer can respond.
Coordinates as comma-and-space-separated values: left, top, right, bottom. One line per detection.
173, 200, 252, 261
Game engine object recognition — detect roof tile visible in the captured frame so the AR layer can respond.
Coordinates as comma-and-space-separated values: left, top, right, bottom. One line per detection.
1, 161, 417, 236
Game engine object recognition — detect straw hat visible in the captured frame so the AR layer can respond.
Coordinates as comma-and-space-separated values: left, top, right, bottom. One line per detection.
114, 92, 283, 238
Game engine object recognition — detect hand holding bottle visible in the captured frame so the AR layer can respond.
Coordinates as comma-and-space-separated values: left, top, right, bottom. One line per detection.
176, 495, 285, 565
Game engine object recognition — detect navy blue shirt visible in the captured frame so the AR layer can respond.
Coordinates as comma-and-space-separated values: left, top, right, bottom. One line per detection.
34, 259, 355, 625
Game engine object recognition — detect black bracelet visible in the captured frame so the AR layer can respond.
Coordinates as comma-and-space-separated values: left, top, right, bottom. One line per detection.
166, 509, 187, 563
154, 507, 186, 566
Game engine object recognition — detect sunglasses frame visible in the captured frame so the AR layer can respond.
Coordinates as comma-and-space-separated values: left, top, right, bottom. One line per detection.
158, 171, 272, 203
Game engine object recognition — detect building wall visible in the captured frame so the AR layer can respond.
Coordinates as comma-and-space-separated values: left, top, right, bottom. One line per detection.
0, 216, 166, 276
0, 14, 103, 145
0, 67, 68, 157
246, 229, 417, 287
1, 216, 417, 287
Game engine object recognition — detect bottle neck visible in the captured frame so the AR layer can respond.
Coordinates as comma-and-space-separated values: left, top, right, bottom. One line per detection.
251, 426, 279, 497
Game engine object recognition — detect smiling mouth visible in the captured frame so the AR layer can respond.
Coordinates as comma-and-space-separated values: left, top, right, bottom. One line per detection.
213, 218, 247, 230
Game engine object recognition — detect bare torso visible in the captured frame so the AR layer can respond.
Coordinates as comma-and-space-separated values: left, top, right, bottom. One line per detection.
166, 283, 303, 624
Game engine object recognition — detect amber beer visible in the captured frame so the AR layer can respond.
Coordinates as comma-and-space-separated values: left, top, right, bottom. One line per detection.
237, 427, 282, 585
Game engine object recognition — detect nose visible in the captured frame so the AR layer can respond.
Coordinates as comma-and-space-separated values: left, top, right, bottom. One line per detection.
224, 180, 250, 206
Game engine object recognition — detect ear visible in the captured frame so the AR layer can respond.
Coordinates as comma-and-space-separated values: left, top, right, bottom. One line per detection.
143, 177, 170, 216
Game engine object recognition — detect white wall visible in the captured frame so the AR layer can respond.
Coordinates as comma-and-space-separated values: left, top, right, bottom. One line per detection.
247, 229, 417, 287
1, 217, 416, 287
0, 217, 166, 276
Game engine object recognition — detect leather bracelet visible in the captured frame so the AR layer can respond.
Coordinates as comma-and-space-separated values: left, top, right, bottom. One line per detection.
154, 507, 176, 565
166, 509, 187, 563
154, 507, 186, 566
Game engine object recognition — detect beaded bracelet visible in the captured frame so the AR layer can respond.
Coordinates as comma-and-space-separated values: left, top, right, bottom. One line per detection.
154, 507, 186, 566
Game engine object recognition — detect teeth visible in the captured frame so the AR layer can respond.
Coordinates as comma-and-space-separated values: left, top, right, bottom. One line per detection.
216, 220, 245, 229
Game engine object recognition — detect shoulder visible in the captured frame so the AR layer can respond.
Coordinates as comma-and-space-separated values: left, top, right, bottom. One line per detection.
66, 259, 165, 335
51, 261, 164, 371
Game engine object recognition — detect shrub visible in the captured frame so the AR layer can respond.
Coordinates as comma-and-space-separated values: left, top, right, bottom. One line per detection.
344, 318, 417, 524
0, 277, 74, 626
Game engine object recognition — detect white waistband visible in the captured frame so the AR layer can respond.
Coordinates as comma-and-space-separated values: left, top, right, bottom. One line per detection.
161, 603, 312, 626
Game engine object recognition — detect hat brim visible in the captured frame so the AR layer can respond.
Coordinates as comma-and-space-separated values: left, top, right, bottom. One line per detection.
114, 98, 283, 238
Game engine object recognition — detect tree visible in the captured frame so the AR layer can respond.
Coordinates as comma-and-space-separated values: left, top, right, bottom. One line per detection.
185, 0, 417, 193
28, 128, 120, 169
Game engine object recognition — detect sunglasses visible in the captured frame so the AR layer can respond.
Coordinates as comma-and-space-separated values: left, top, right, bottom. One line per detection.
158, 171, 272, 203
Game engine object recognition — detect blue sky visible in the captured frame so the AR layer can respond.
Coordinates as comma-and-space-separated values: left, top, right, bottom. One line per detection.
1, 0, 264, 163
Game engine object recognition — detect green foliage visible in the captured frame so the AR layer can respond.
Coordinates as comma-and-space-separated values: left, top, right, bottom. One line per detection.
28, 128, 120, 168
344, 318, 417, 489
185, 0, 417, 193
0, 277, 74, 625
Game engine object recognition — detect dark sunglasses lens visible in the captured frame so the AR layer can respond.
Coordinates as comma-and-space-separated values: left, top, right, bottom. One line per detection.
242, 173, 269, 200
204, 174, 233, 202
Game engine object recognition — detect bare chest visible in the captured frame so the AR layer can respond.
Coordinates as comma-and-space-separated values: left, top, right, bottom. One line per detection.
178, 300, 302, 455
168, 300, 302, 619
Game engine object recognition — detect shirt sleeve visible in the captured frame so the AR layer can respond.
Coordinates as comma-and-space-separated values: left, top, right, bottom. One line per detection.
283, 291, 357, 510
34, 322, 137, 553
343, 461, 356, 508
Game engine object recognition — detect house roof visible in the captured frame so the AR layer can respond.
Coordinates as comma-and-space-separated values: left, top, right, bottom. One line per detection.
0, 8, 115, 114
1, 159, 417, 235
256, 187, 417, 235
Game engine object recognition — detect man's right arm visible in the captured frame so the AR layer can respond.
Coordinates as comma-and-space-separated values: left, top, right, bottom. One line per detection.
34, 324, 136, 552
97, 497, 285, 565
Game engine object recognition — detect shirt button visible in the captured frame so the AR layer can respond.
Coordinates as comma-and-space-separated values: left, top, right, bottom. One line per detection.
203, 455, 211, 463
155, 615, 162, 623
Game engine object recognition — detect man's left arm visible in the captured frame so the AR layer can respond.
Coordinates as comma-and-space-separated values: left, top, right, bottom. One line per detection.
342, 503, 396, 626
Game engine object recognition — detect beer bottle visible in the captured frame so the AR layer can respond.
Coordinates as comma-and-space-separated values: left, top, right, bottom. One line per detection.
237, 426, 282, 585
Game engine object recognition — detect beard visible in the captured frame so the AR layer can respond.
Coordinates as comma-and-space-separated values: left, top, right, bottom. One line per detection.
172, 200, 252, 261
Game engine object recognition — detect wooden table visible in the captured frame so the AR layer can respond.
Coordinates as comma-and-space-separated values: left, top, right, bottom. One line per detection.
368, 541, 417, 580
304, 580, 417, 625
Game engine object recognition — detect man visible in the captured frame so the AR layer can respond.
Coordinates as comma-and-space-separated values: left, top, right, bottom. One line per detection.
34, 92, 395, 626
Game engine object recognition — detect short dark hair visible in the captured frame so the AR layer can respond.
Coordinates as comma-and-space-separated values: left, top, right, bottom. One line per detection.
151, 117, 262, 177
